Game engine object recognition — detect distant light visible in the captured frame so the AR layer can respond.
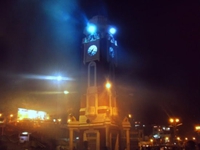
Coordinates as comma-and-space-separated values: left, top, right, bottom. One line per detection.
195, 126, 200, 130
56, 76, 62, 81
128, 114, 132, 118
153, 134, 160, 139
64, 90, 69, 94
109, 27, 116, 34
87, 24, 96, 34
22, 132, 28, 135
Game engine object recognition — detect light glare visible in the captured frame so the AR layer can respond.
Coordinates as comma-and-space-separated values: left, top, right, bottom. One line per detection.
21, 74, 73, 81
56, 76, 62, 81
64, 90, 69, 94
106, 82, 111, 89
87, 24, 96, 34
109, 27, 116, 34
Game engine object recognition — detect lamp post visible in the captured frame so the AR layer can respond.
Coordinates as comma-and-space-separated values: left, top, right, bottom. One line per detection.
105, 81, 112, 148
10, 114, 13, 122
195, 125, 200, 142
55, 76, 69, 120
169, 118, 182, 144
105, 81, 112, 116
56, 90, 69, 122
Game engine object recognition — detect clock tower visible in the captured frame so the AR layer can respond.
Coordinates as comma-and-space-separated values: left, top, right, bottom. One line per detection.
67, 16, 131, 150
80, 15, 118, 123
76, 16, 120, 150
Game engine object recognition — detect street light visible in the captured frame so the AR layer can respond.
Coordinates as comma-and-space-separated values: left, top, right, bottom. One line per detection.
169, 118, 180, 123
10, 114, 13, 122
195, 125, 200, 142
53, 75, 70, 122
105, 82, 111, 89
195, 125, 200, 131
169, 117, 182, 144
105, 81, 112, 117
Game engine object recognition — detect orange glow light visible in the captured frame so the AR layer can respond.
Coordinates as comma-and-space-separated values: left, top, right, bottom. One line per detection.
105, 82, 111, 89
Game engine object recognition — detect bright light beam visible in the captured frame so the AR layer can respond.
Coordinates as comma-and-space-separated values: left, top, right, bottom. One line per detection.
20, 74, 74, 81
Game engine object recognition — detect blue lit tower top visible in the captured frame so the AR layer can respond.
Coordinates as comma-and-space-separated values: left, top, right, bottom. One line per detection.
83, 15, 117, 49
79, 16, 118, 124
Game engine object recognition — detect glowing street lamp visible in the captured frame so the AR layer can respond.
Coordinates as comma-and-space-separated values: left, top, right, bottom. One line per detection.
105, 81, 112, 116
195, 125, 200, 131
57, 118, 61, 123
169, 118, 180, 123
150, 139, 153, 145
54, 75, 70, 118
165, 137, 170, 143
169, 117, 182, 144
195, 125, 200, 142
105, 82, 111, 89
9, 114, 13, 122
185, 137, 188, 141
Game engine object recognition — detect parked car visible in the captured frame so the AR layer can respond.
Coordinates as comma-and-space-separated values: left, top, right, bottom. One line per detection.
19, 131, 31, 143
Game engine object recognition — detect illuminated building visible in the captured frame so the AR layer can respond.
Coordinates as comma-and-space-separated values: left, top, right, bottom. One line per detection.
17, 108, 49, 121
152, 125, 171, 145
67, 16, 131, 150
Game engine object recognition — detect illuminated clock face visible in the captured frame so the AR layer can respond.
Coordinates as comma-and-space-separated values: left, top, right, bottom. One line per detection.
87, 45, 98, 56
109, 47, 114, 58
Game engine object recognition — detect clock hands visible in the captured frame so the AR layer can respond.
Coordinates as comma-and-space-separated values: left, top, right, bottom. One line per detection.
89, 48, 94, 55
88, 45, 97, 56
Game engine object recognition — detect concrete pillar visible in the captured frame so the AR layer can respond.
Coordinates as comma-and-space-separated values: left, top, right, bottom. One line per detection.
115, 133, 119, 150
69, 128, 74, 150
126, 129, 130, 150
106, 125, 109, 147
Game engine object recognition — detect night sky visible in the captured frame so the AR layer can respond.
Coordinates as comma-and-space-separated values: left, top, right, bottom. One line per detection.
0, 0, 200, 134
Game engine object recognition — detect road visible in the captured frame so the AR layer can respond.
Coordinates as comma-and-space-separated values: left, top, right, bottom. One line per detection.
0, 121, 69, 150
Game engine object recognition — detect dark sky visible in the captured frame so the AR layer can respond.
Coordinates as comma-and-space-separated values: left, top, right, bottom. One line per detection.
0, 0, 200, 133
